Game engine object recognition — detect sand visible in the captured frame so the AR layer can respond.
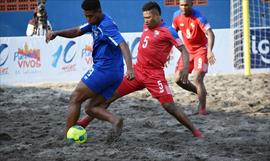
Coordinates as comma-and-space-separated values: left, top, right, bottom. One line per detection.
0, 73, 269, 161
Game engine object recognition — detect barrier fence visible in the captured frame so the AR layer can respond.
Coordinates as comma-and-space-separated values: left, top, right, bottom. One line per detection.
0, 29, 269, 86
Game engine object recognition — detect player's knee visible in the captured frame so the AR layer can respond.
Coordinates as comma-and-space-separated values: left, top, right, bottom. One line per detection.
175, 77, 180, 84
162, 103, 177, 114
85, 106, 97, 117
174, 73, 181, 83
175, 78, 185, 86
194, 76, 203, 86
194, 72, 205, 85
69, 91, 84, 104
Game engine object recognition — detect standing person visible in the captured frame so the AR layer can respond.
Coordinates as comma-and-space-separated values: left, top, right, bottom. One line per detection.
46, 0, 134, 137
77, 1, 203, 139
172, 0, 216, 115
26, 7, 52, 36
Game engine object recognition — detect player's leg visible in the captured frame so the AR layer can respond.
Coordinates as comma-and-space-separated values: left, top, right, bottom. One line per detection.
193, 71, 207, 115
77, 67, 144, 128
175, 73, 197, 93
78, 91, 122, 128
84, 75, 144, 140
161, 102, 203, 138
84, 93, 124, 139
76, 110, 93, 128
79, 68, 126, 139
193, 53, 208, 115
84, 95, 113, 123
145, 73, 203, 138
65, 80, 98, 135
175, 57, 197, 93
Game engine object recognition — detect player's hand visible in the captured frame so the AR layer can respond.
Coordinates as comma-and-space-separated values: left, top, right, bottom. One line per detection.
179, 67, 189, 84
207, 51, 216, 65
46, 30, 57, 43
125, 68, 135, 80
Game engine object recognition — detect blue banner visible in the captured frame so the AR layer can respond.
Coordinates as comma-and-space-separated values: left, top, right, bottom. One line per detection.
250, 28, 270, 68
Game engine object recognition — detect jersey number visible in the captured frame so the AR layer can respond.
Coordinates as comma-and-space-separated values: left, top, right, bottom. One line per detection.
186, 28, 191, 39
157, 80, 164, 93
142, 36, 149, 48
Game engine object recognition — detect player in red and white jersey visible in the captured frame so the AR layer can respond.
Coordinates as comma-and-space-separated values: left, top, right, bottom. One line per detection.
172, 0, 216, 115
77, 1, 203, 139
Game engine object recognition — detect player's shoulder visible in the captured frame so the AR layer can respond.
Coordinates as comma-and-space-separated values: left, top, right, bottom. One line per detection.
172, 10, 185, 24
103, 14, 113, 22
80, 23, 90, 28
173, 10, 181, 19
192, 8, 204, 18
192, 8, 208, 24
79, 22, 92, 33
100, 13, 117, 28
158, 21, 170, 31
160, 24, 175, 32
159, 22, 178, 38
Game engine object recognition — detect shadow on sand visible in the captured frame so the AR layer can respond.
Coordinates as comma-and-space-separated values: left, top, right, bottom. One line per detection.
0, 73, 269, 161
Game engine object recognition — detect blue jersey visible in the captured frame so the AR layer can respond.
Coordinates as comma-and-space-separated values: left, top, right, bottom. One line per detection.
80, 14, 125, 71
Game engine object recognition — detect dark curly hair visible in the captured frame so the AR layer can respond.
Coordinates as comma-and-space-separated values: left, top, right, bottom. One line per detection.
142, 1, 161, 15
81, 0, 101, 11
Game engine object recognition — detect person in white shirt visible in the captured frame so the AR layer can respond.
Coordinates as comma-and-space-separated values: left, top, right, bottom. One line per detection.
26, 8, 52, 36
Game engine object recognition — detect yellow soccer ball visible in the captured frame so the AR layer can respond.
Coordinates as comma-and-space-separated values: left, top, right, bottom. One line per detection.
67, 125, 87, 144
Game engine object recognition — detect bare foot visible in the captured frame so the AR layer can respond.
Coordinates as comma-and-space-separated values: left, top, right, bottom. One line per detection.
107, 118, 124, 143
193, 110, 209, 116
198, 107, 209, 115
192, 129, 204, 138
195, 103, 209, 115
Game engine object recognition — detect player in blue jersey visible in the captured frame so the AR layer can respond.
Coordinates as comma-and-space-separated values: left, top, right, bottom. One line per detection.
45, 0, 134, 138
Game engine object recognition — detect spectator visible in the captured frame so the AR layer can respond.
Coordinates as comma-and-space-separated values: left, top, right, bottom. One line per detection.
26, 6, 52, 36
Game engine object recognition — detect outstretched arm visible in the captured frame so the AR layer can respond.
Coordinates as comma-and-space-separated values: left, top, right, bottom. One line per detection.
206, 28, 216, 65
176, 45, 189, 84
119, 42, 135, 80
46, 27, 84, 43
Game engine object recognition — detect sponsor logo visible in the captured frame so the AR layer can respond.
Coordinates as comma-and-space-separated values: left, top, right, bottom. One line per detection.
128, 37, 140, 61
52, 41, 76, 72
190, 22, 195, 29
14, 43, 41, 74
154, 30, 160, 37
83, 68, 94, 80
251, 35, 270, 64
250, 29, 270, 68
81, 44, 93, 70
0, 44, 9, 75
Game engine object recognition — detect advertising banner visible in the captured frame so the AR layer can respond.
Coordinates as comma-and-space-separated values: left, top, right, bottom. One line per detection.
250, 28, 270, 68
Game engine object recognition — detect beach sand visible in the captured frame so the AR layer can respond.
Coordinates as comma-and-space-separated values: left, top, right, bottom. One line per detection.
0, 73, 269, 161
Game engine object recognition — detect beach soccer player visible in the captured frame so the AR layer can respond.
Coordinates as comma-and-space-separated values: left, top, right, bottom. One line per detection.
172, 0, 216, 115
78, 1, 203, 139
45, 0, 134, 137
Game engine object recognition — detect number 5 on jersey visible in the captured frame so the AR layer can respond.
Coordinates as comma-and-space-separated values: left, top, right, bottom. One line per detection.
157, 80, 164, 93
142, 36, 149, 48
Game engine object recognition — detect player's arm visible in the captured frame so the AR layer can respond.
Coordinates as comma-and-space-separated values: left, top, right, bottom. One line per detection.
103, 19, 134, 80
46, 27, 84, 43
119, 42, 135, 80
168, 25, 189, 83
196, 11, 216, 65
205, 28, 216, 65
176, 44, 189, 84
171, 10, 180, 31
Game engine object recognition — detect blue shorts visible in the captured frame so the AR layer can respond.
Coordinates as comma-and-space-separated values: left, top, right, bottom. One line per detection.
81, 68, 124, 100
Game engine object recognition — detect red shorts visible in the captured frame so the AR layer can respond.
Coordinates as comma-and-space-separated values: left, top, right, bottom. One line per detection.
117, 65, 174, 104
175, 49, 208, 73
